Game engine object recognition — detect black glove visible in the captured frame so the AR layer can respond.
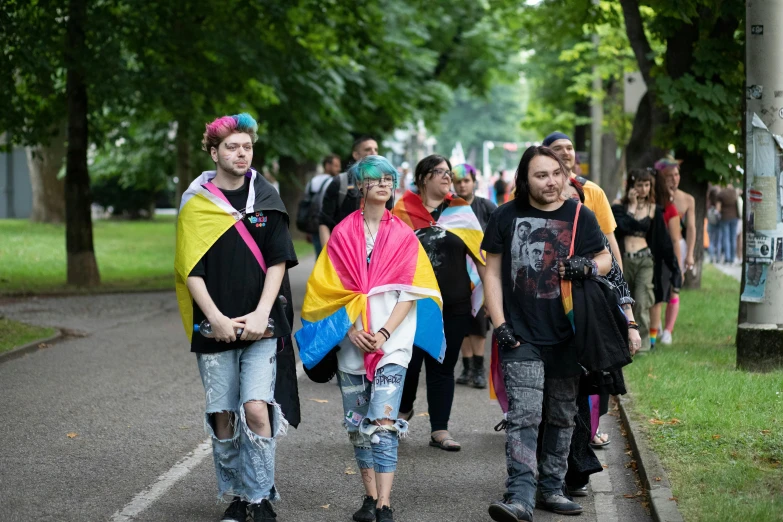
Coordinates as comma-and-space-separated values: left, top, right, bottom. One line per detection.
562, 256, 594, 280
494, 322, 518, 350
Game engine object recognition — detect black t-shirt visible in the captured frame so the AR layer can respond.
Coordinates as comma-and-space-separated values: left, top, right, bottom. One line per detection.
319, 173, 394, 231
189, 178, 298, 353
414, 200, 473, 315
469, 196, 497, 231
481, 199, 605, 346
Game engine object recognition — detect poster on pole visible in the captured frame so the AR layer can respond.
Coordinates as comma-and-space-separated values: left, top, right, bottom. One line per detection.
746, 113, 783, 236
740, 263, 769, 303
746, 234, 775, 263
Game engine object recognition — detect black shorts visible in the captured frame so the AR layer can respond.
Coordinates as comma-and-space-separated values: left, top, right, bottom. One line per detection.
466, 307, 490, 337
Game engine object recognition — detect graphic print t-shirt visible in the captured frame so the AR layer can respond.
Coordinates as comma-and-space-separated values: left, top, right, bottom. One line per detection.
189, 178, 298, 354
481, 199, 605, 345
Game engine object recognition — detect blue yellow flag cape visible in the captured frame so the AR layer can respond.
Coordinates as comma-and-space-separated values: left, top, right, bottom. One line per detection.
174, 169, 286, 341
294, 209, 446, 370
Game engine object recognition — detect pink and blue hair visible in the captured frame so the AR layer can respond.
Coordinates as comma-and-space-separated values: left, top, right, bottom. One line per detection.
452, 163, 476, 182
201, 113, 259, 152
349, 155, 399, 189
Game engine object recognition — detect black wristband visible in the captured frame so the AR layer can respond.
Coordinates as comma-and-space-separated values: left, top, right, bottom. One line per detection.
628, 324, 639, 331
494, 322, 518, 350
378, 327, 390, 340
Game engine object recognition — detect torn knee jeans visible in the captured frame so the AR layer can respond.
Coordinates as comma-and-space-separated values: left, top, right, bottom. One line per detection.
338, 364, 408, 473
197, 338, 287, 504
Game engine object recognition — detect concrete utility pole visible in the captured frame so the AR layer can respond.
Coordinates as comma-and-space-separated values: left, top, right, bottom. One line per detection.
589, 0, 603, 186
737, 0, 783, 370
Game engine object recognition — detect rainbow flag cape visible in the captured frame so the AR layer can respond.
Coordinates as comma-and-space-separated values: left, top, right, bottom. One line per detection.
393, 190, 485, 315
295, 209, 445, 372
174, 169, 286, 341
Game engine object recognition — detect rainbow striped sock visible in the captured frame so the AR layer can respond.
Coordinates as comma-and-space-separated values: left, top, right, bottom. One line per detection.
650, 328, 659, 347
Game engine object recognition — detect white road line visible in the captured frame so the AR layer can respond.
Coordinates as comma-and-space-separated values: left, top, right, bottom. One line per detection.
110, 359, 306, 520
109, 440, 212, 521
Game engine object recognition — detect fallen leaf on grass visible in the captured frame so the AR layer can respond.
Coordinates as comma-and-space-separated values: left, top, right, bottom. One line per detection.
669, 497, 678, 502
649, 418, 665, 425
66, 432, 78, 439
647, 373, 658, 379
320, 504, 330, 509
761, 430, 771, 435
712, 434, 721, 440
309, 399, 329, 403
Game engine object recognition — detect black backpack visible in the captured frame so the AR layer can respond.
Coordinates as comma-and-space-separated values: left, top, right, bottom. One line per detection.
296, 177, 327, 234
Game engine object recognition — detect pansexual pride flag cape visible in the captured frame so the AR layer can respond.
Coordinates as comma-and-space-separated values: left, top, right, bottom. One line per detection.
295, 209, 445, 374
393, 190, 486, 315
174, 169, 287, 341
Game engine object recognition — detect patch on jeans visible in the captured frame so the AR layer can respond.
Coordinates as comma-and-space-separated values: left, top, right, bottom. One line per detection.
346, 410, 364, 426
220, 467, 239, 483
356, 393, 369, 407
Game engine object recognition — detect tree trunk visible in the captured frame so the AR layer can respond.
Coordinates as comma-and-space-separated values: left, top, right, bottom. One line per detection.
174, 118, 193, 211
27, 121, 67, 223
600, 131, 621, 201
278, 155, 316, 239
64, 0, 99, 286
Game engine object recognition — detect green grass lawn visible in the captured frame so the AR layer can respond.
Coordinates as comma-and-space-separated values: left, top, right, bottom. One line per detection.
0, 218, 312, 295
0, 317, 56, 354
624, 265, 783, 521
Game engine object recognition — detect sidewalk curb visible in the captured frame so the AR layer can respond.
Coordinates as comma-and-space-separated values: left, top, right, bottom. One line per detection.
0, 330, 64, 365
617, 393, 685, 522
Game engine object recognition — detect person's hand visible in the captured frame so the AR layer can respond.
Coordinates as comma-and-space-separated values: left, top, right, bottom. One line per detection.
494, 323, 520, 351
628, 188, 638, 205
348, 325, 377, 353
234, 309, 270, 341
559, 256, 594, 280
210, 313, 244, 343
370, 331, 387, 352
685, 255, 695, 272
628, 328, 642, 355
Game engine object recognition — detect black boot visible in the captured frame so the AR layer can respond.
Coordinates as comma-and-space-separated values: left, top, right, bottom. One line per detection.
456, 357, 473, 385
471, 355, 487, 389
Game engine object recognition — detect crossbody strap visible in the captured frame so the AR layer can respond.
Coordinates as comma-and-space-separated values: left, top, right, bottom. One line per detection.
204, 182, 268, 273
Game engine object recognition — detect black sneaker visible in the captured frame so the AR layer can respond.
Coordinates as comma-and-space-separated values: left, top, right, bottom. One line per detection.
353, 495, 377, 522
249, 499, 276, 521
488, 499, 533, 521
536, 492, 583, 515
568, 484, 588, 497
221, 497, 248, 522
376, 505, 394, 522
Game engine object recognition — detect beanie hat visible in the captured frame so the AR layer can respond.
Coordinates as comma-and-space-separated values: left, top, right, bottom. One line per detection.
542, 132, 571, 147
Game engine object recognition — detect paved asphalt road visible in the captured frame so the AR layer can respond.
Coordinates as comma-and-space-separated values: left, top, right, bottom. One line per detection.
0, 254, 652, 522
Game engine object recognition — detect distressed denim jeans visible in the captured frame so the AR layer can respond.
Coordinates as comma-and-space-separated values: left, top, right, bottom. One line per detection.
501, 346, 580, 512
196, 338, 287, 504
337, 364, 409, 473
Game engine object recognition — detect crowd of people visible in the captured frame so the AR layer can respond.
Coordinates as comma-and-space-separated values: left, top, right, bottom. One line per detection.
175, 113, 705, 522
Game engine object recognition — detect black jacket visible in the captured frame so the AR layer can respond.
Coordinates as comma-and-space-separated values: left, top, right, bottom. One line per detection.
612, 204, 682, 302
275, 273, 301, 428
572, 278, 633, 373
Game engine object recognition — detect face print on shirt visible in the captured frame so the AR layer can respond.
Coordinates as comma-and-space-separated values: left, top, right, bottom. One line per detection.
415, 226, 448, 269
511, 217, 573, 299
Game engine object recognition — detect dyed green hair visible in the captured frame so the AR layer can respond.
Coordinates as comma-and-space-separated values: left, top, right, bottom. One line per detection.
348, 155, 399, 189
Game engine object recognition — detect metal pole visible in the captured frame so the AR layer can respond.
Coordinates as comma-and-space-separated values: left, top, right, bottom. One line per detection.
589, 0, 603, 186
737, 0, 783, 370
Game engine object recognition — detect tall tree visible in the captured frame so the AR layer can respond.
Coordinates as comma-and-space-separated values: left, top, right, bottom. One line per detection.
620, 0, 744, 287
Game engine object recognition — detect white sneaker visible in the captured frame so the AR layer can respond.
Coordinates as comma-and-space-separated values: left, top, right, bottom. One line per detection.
660, 330, 672, 345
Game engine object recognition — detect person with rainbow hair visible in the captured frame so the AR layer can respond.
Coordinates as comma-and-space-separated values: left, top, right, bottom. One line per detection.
452, 163, 497, 389
297, 155, 445, 522
175, 113, 299, 522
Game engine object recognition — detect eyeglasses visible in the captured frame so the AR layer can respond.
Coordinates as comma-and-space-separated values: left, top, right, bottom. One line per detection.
429, 168, 453, 179
366, 176, 395, 188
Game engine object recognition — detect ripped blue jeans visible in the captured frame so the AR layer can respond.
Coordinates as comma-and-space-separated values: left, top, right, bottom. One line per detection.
338, 364, 409, 473
196, 338, 287, 504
